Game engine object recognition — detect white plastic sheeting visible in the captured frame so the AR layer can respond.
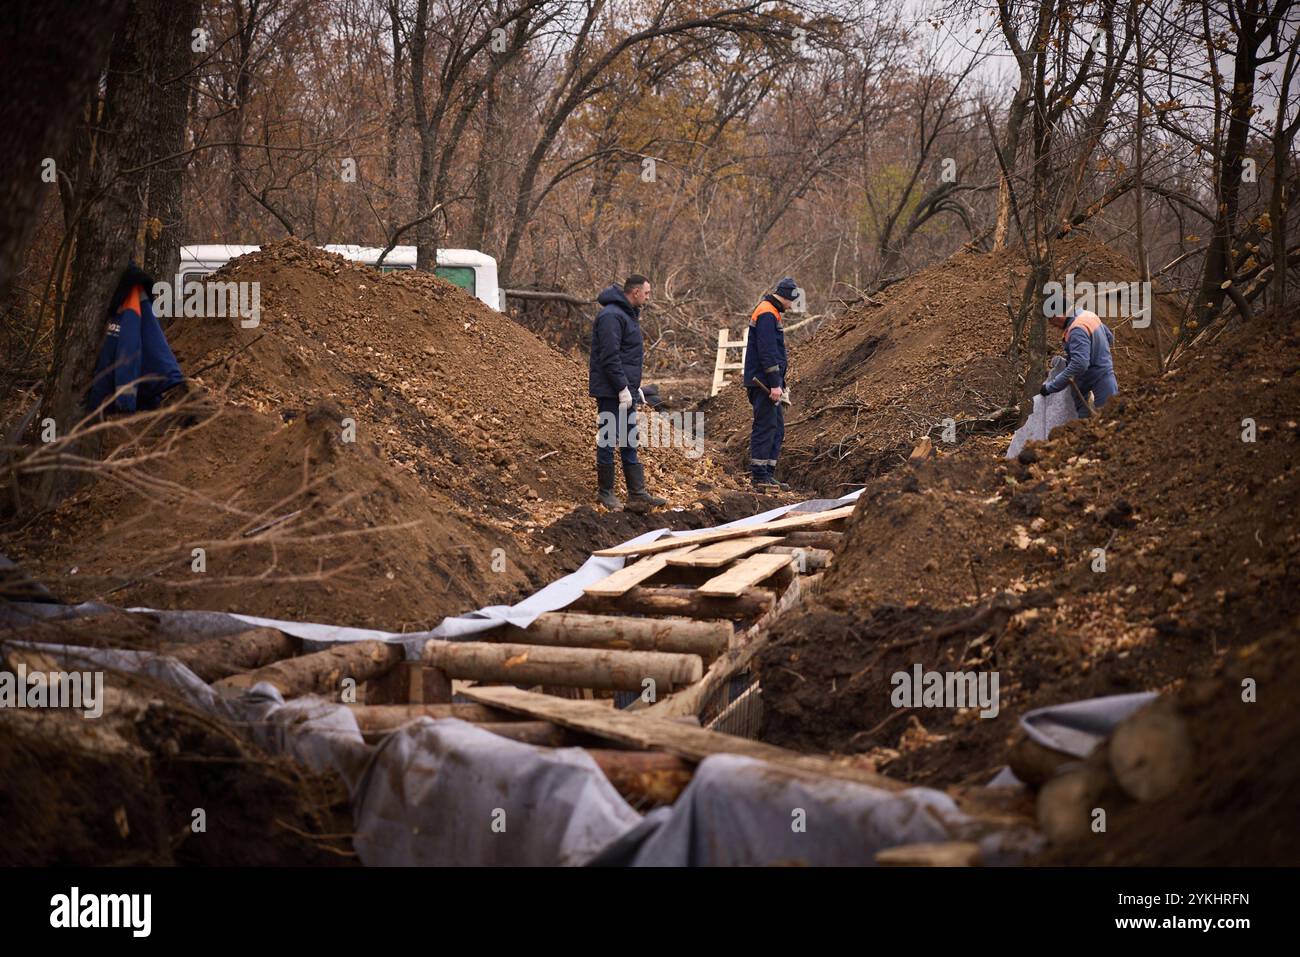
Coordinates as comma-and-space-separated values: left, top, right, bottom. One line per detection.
1006, 357, 1080, 460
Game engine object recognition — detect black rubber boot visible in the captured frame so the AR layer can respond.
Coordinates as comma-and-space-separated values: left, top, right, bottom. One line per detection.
623, 462, 666, 513
596, 464, 622, 510
751, 470, 778, 493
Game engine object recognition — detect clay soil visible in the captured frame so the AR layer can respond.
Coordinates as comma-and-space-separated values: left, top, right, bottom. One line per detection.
3, 240, 767, 630
757, 319, 1299, 800
706, 235, 1180, 494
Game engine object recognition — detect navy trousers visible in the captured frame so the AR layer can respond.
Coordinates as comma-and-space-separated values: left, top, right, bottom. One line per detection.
749, 387, 784, 474
595, 397, 641, 468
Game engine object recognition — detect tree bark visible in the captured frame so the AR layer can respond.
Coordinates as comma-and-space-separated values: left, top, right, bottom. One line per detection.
143, 0, 201, 289
0, 0, 128, 300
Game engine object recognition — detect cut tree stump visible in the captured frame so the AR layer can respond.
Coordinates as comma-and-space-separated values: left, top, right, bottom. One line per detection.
498, 612, 732, 658
166, 627, 300, 683
215, 639, 404, 698
423, 640, 703, 692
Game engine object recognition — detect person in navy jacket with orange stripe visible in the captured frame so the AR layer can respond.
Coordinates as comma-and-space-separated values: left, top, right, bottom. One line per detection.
86, 264, 185, 415
1040, 307, 1118, 415
744, 277, 796, 491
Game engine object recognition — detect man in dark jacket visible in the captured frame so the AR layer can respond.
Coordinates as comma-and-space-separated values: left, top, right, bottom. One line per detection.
1041, 307, 1118, 415
589, 274, 666, 512
744, 277, 796, 491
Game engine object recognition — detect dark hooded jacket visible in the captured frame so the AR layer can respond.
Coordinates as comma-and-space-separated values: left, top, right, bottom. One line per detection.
588, 284, 644, 398
85, 265, 185, 414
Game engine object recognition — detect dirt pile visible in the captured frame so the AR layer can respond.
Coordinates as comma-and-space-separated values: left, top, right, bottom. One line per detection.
707, 235, 1178, 494
757, 320, 1300, 788
0, 637, 354, 866
168, 239, 737, 526
4, 239, 754, 629
1043, 624, 1300, 866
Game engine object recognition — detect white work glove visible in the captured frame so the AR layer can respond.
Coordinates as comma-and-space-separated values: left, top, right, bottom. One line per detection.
638, 387, 646, 404
618, 387, 633, 408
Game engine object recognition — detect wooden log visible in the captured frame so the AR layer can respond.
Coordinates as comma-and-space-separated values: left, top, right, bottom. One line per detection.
461, 685, 905, 792
574, 586, 774, 621
876, 841, 982, 867
1008, 734, 1077, 789
348, 703, 511, 731
423, 640, 703, 693
697, 552, 793, 596
781, 530, 844, 549
666, 536, 786, 568
215, 639, 404, 698
1107, 698, 1194, 802
466, 721, 571, 746
765, 545, 833, 572
498, 612, 731, 658
1036, 757, 1121, 844
586, 749, 694, 807
592, 505, 855, 558
166, 627, 300, 683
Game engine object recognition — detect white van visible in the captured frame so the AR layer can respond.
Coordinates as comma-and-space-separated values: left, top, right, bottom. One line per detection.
178, 244, 503, 311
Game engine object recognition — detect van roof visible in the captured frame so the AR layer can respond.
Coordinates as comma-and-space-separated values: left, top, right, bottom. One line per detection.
180, 244, 495, 267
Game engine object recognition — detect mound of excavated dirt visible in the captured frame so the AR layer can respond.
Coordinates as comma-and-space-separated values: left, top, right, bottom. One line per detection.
757, 321, 1299, 789
0, 640, 354, 866
4, 240, 752, 629
707, 235, 1179, 494
1041, 624, 1300, 866
169, 239, 736, 526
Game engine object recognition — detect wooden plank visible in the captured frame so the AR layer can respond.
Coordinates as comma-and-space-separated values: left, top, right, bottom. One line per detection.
460, 685, 904, 792
591, 505, 855, 558
583, 545, 696, 597
666, 536, 785, 568
697, 552, 793, 597
574, 586, 774, 621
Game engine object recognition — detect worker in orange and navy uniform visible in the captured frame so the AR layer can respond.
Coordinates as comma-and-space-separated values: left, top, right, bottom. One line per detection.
743, 277, 797, 491
1041, 307, 1118, 415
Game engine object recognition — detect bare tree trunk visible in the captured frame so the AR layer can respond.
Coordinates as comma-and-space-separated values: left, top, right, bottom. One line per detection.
39, 0, 162, 506
143, 0, 201, 288
385, 0, 405, 183
0, 0, 128, 301
1196, 0, 1263, 324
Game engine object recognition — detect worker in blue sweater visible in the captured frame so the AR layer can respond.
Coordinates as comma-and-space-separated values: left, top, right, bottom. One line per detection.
1041, 307, 1119, 415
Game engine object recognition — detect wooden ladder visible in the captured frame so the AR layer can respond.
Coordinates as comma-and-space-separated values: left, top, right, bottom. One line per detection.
710, 327, 748, 396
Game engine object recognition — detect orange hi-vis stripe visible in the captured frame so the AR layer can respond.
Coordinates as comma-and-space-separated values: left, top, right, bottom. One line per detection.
120, 285, 143, 316
750, 300, 781, 326
1064, 310, 1101, 340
